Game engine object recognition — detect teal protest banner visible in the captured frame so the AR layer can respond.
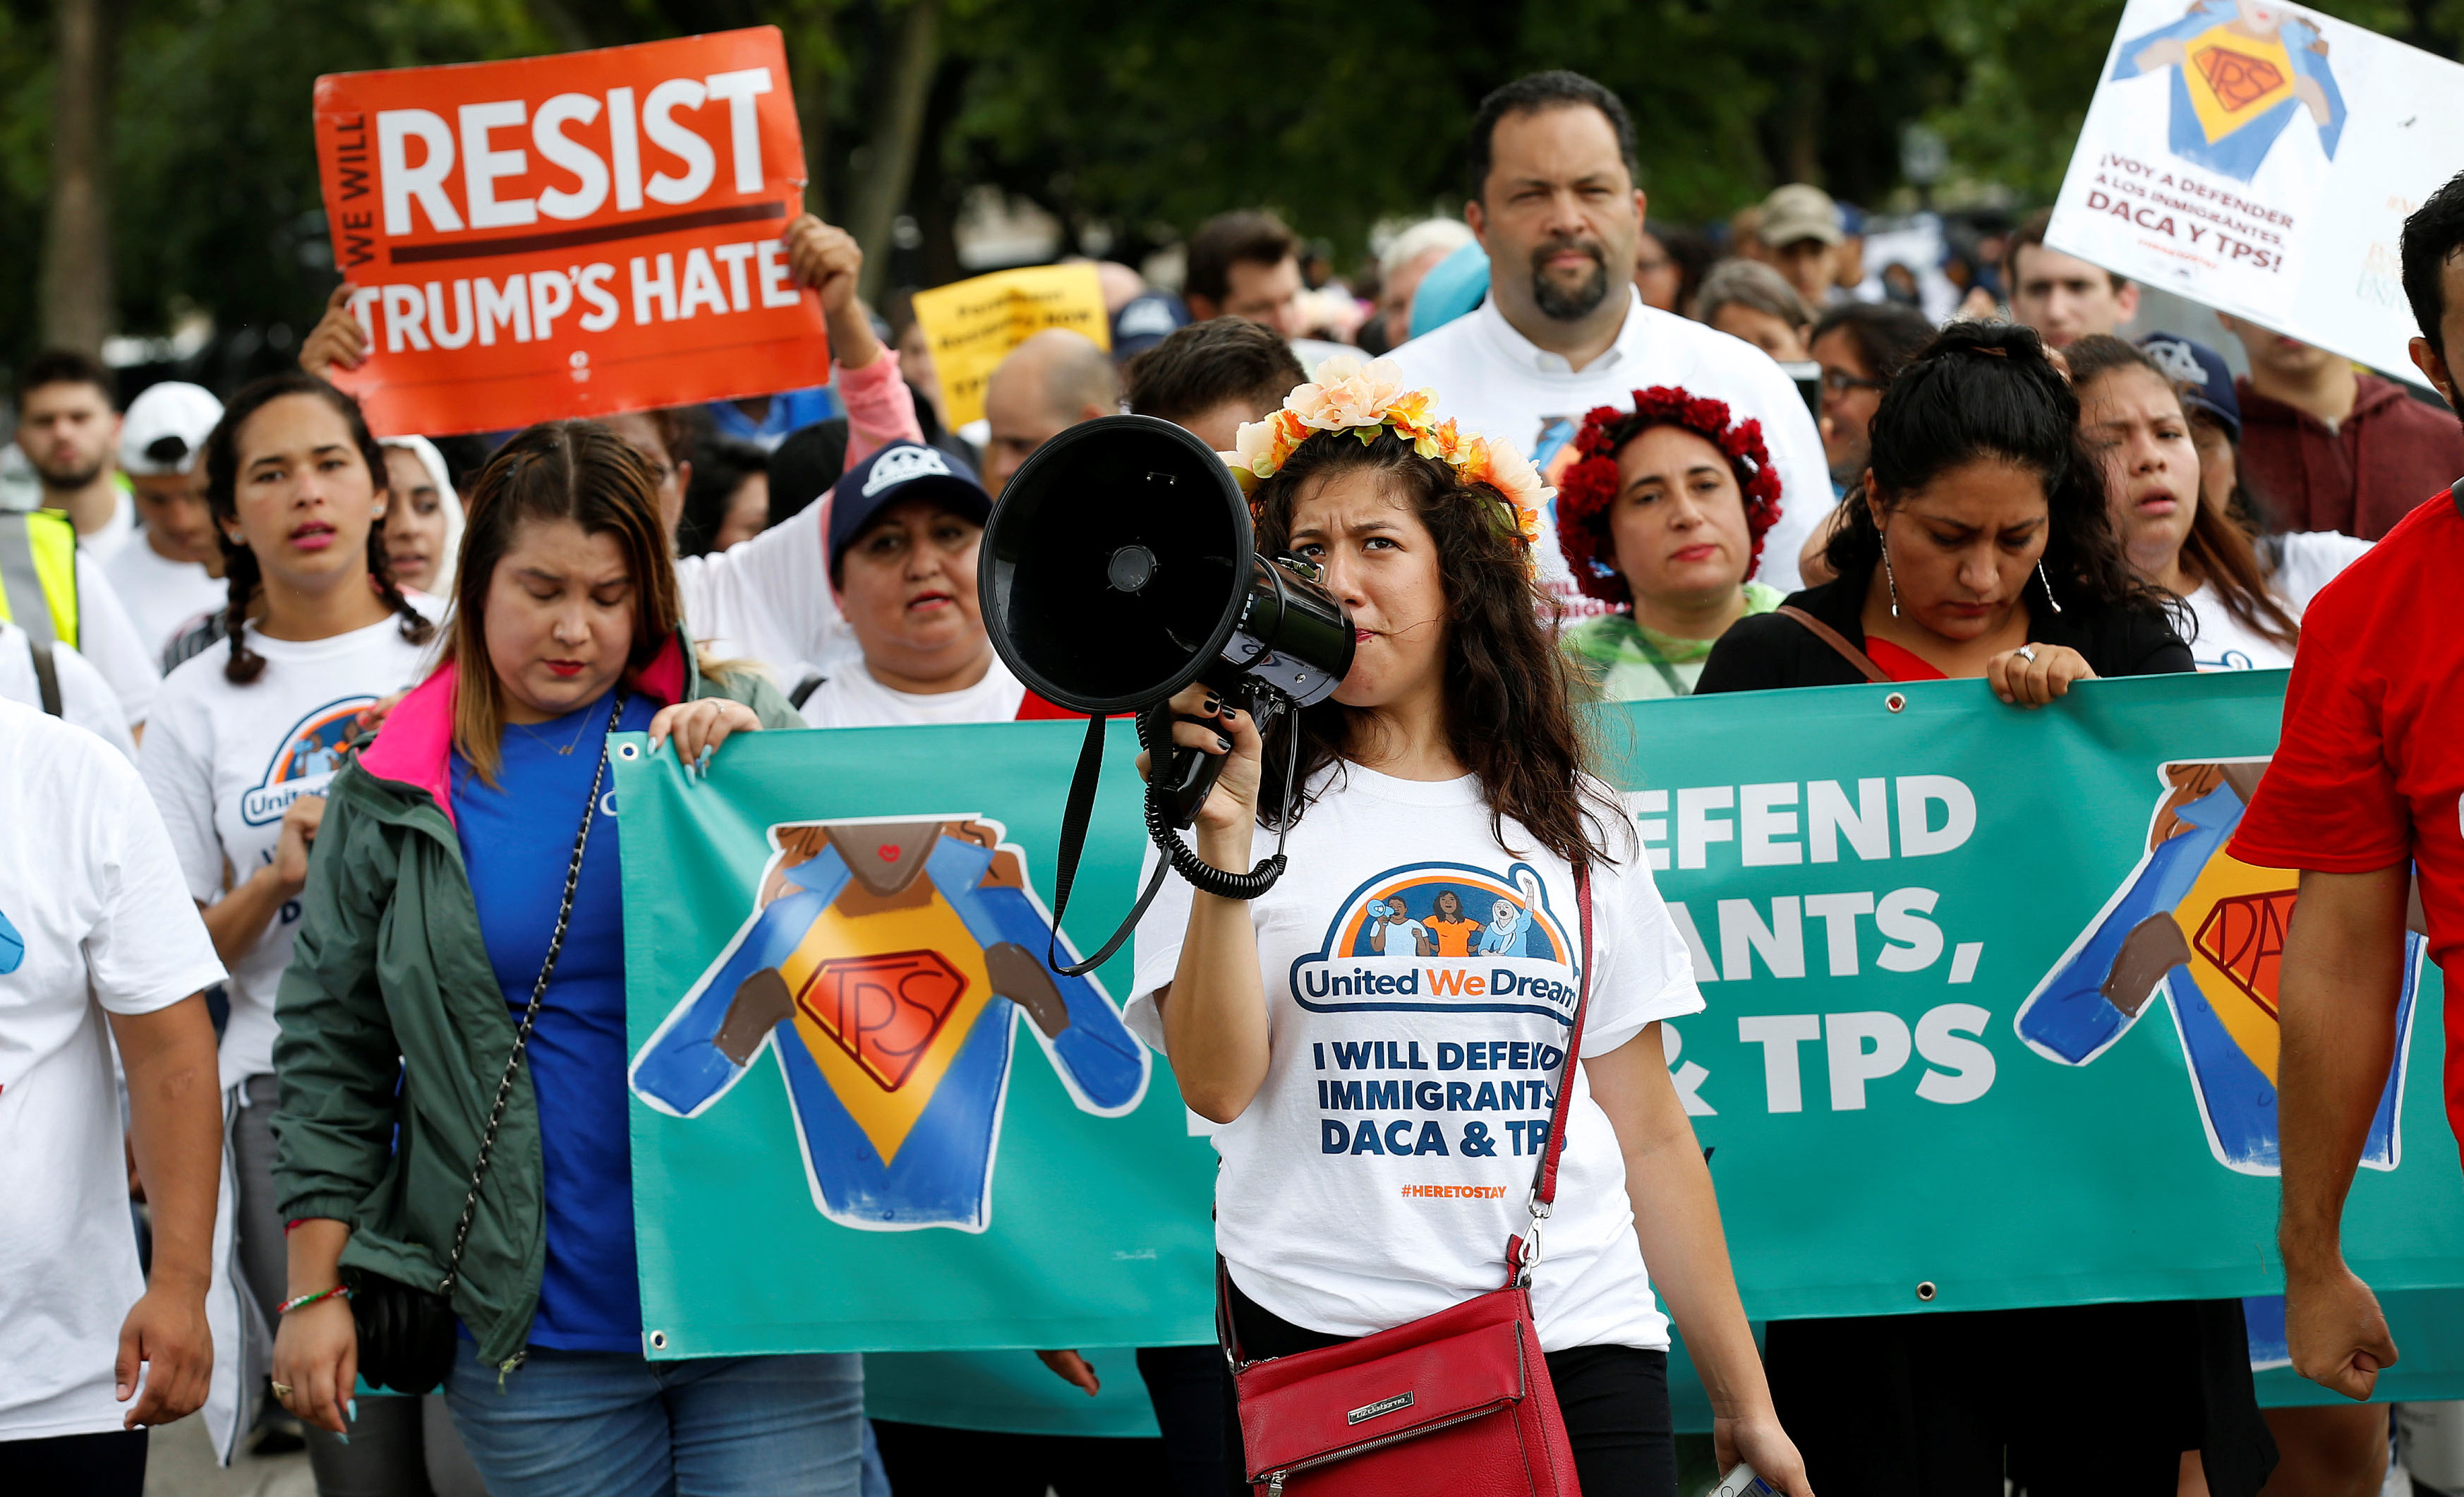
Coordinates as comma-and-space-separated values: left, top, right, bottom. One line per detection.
620, 675, 2464, 1428
1596, 671, 2463, 1326
614, 719, 1216, 1389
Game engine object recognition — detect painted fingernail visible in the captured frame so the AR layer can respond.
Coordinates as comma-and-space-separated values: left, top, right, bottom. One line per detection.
1200, 696, 1220, 716
1216, 734, 1233, 750
347, 1398, 358, 1423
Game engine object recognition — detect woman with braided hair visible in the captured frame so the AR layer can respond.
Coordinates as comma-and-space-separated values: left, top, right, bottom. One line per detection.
135, 371, 445, 1484
1556, 387, 1787, 699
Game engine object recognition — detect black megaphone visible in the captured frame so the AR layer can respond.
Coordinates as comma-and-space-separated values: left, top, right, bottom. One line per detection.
979, 416, 1353, 942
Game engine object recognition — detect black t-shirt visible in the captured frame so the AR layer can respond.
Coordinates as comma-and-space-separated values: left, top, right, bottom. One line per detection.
1694, 563, 2192, 694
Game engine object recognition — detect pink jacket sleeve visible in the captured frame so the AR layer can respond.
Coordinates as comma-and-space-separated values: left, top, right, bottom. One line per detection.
837, 352, 924, 468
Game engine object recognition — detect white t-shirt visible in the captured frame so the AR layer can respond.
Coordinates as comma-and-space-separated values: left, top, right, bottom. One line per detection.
676, 495, 856, 690
41, 554, 159, 728
0, 621, 135, 759
140, 609, 436, 1090
0, 702, 226, 1441
798, 654, 1025, 728
2180, 584, 2295, 671
2179, 532, 2372, 671
73, 487, 138, 566
102, 536, 225, 668
1126, 765, 1704, 1353
1384, 288, 1835, 609
2266, 530, 2372, 611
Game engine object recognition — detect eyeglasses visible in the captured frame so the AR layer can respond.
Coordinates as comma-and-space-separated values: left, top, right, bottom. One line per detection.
1820, 369, 1888, 396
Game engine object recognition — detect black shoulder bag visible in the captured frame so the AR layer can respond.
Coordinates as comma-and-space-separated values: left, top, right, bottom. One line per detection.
350, 692, 623, 1394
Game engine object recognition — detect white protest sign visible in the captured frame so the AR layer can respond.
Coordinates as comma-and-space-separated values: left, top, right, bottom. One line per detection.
2046, 0, 2464, 386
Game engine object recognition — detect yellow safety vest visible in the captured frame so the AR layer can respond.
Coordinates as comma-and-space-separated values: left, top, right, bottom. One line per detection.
0, 509, 80, 649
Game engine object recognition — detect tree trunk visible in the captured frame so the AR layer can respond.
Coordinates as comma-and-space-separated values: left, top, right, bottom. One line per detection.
38, 0, 112, 357
795, 40, 832, 222
912, 57, 969, 291
847, 0, 941, 304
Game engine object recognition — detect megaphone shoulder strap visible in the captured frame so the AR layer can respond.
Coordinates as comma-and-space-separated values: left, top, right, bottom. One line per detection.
1046, 712, 1173, 978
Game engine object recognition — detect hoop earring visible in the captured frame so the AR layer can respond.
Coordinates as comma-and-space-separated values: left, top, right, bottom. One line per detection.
2036, 559, 2063, 614
1881, 534, 1902, 619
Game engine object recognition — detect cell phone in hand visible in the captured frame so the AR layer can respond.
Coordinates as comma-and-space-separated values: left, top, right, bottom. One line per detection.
1712, 1465, 1780, 1497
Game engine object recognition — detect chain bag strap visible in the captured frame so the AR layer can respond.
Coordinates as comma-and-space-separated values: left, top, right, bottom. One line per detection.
352, 690, 624, 1393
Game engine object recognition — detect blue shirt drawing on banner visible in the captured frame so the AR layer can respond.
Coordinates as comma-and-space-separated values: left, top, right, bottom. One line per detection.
2112, 0, 2348, 185
2017, 759, 2420, 1176
630, 816, 1147, 1232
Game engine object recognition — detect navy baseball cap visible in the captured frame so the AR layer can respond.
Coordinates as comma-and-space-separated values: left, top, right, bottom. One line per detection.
828, 441, 991, 573
1111, 290, 1189, 360
2138, 332, 2242, 443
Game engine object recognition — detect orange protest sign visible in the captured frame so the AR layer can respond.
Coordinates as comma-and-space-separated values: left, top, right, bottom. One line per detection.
313, 28, 828, 436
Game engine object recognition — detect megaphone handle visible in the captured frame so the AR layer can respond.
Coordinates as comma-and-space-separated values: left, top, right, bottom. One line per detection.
1145, 678, 1274, 830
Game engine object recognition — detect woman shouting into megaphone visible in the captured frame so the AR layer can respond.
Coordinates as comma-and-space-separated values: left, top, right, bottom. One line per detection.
1123, 358, 1809, 1497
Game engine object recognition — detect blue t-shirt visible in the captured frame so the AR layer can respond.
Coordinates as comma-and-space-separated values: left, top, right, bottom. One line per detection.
704, 385, 840, 450
452, 690, 658, 1352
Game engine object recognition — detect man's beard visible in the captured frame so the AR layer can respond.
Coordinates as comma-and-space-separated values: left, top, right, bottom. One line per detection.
32, 453, 104, 491
1529, 237, 1613, 322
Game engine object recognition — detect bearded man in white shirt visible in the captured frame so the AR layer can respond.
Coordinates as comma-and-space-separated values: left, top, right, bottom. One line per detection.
1386, 71, 1833, 606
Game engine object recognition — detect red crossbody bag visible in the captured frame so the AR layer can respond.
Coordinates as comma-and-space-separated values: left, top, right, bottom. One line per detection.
1224, 868, 1595, 1496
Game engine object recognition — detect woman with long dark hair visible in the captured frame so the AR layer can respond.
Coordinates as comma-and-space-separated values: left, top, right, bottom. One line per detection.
137, 371, 440, 1480
1697, 323, 2274, 1495
265, 422, 840, 1494
1699, 321, 2189, 696
2065, 334, 2338, 671
1128, 358, 1810, 1497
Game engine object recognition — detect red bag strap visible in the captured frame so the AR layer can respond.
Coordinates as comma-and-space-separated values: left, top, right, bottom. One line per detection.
1506, 864, 1591, 1285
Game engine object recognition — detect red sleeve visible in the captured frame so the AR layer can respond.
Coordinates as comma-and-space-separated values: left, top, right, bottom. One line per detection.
2229, 583, 2411, 872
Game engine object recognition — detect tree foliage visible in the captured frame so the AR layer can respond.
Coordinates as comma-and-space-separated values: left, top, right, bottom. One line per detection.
1, 0, 2458, 375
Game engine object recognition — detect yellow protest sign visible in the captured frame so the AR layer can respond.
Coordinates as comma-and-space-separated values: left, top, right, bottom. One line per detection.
911, 265, 1111, 428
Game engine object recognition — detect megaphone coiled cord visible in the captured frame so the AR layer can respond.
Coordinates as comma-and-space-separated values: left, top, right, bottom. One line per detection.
1136, 702, 1299, 902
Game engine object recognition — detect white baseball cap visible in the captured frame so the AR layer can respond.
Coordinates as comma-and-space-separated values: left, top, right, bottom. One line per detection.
117, 381, 224, 476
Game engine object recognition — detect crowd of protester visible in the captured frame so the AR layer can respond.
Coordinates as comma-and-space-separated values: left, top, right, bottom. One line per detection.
8, 58, 2464, 1497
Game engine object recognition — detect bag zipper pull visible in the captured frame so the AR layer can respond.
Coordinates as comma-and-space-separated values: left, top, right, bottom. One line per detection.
1265, 1474, 1286, 1496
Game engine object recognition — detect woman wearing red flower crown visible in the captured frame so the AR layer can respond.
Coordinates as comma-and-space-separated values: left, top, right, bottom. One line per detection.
1556, 388, 1788, 699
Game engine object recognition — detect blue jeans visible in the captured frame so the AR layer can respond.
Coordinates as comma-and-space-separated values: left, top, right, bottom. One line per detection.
445, 1342, 871, 1497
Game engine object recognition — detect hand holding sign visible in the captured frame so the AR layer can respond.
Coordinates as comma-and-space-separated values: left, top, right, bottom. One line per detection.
303, 283, 370, 374
313, 28, 830, 435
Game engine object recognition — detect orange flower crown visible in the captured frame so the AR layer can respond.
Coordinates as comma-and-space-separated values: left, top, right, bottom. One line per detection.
1220, 354, 1551, 551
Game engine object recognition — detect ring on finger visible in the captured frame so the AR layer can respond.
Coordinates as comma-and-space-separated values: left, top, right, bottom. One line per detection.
2015, 645, 2038, 663
270, 1381, 294, 1399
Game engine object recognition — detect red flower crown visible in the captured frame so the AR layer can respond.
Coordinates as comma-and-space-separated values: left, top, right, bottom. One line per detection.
1553, 386, 1785, 606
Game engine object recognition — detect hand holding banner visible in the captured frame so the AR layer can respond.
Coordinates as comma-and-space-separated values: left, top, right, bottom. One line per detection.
313, 28, 828, 435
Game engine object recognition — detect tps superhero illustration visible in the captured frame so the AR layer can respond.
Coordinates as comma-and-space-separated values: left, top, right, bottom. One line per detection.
2017, 760, 2421, 1174
2113, 0, 2348, 184
629, 814, 1148, 1232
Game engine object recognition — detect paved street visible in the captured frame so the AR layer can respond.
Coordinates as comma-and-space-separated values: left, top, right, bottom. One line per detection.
144, 1418, 313, 1497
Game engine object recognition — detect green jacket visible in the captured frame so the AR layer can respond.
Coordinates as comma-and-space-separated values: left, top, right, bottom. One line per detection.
272, 632, 798, 1373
